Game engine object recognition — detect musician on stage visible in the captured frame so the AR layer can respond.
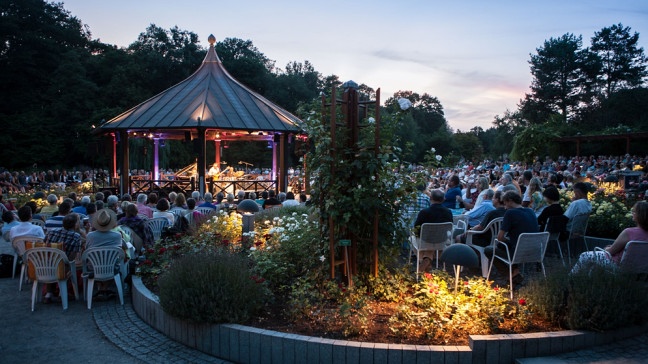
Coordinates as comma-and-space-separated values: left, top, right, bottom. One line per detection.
207, 163, 220, 178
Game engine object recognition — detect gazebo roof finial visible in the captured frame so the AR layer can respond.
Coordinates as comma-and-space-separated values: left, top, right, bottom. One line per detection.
208, 34, 216, 46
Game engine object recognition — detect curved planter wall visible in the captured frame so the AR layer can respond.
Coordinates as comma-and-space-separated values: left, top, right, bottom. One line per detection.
131, 276, 647, 364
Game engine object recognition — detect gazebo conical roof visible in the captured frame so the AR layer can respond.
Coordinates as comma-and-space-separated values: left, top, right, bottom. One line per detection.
99, 34, 302, 134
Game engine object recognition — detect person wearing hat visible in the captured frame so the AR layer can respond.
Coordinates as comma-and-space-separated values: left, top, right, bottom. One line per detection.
86, 209, 126, 251
86, 208, 127, 300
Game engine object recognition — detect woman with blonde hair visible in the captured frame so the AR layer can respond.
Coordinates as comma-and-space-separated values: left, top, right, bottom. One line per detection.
527, 177, 546, 215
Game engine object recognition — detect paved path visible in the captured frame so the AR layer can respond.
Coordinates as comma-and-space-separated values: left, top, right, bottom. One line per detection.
3, 273, 648, 364
0, 276, 228, 363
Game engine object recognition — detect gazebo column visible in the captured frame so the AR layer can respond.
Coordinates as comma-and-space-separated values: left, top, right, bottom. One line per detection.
279, 133, 286, 192
215, 140, 221, 167
153, 138, 160, 181
110, 133, 118, 185
272, 137, 278, 184
119, 130, 129, 196
197, 126, 207, 196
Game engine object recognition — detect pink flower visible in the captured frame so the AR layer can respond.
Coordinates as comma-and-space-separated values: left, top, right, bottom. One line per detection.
518, 298, 527, 306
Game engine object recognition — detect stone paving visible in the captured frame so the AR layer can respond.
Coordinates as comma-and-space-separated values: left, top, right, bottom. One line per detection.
4, 262, 648, 364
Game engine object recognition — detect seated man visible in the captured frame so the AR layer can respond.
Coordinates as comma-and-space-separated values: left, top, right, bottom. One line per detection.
414, 189, 453, 235
564, 182, 592, 231
442, 175, 462, 209
464, 189, 495, 228
262, 190, 282, 209
45, 213, 83, 260
10, 205, 45, 240
86, 209, 126, 250
487, 191, 538, 282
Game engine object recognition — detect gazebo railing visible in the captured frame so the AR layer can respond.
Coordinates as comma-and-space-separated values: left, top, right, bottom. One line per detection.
128, 177, 277, 196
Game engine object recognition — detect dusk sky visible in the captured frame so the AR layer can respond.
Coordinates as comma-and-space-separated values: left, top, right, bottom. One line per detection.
61, 0, 648, 131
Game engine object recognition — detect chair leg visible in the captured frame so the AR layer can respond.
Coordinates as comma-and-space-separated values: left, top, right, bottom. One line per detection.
435, 250, 439, 269
554, 239, 565, 266
19, 264, 26, 291
87, 279, 95, 309
31, 281, 39, 312
59, 280, 68, 310
486, 255, 495, 281
508, 264, 514, 300
114, 275, 124, 305
566, 239, 572, 266
479, 252, 489, 278
12, 254, 17, 279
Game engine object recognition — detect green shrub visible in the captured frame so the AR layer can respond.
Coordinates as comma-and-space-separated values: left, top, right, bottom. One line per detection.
521, 265, 648, 331
157, 252, 268, 324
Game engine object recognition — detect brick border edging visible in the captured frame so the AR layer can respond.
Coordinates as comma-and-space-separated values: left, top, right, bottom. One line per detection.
131, 276, 648, 364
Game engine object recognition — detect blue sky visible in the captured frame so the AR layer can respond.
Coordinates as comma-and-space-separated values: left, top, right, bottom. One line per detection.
61, 0, 648, 131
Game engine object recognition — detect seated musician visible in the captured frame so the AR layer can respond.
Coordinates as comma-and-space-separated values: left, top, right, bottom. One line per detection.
207, 164, 220, 179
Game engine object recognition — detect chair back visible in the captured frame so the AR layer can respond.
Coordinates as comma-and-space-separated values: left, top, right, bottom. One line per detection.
569, 214, 589, 237
545, 215, 568, 240
169, 208, 186, 218
25, 247, 68, 282
147, 217, 169, 241
620, 241, 648, 274
82, 247, 124, 280
419, 222, 454, 250
511, 232, 550, 265
484, 217, 503, 247
39, 213, 53, 221
453, 215, 468, 227
196, 207, 216, 216
137, 213, 149, 220
30, 219, 46, 229
12, 235, 44, 256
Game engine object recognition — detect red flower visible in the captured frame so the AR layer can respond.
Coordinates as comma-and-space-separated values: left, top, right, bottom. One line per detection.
494, 287, 499, 291
222, 239, 229, 246
464, 281, 469, 285
478, 294, 483, 299
147, 248, 155, 254
518, 298, 527, 306
263, 234, 272, 240
143, 259, 152, 266
173, 244, 181, 250
424, 273, 432, 279
255, 241, 263, 246
158, 247, 167, 254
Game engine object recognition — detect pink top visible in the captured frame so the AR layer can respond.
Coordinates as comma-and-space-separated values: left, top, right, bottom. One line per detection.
611, 227, 648, 263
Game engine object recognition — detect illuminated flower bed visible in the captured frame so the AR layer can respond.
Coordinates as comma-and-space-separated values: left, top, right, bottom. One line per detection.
137, 206, 562, 345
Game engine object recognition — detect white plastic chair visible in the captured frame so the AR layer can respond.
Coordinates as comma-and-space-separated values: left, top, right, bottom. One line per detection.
30, 219, 46, 231
11, 235, 44, 290
195, 207, 216, 216
137, 213, 149, 220
566, 214, 589, 264
24, 247, 79, 311
487, 232, 550, 299
409, 222, 454, 275
81, 247, 125, 309
169, 208, 186, 219
465, 217, 503, 277
147, 217, 169, 242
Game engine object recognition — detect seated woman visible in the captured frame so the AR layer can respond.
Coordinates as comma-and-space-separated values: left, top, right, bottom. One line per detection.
153, 198, 175, 225
119, 204, 154, 252
571, 201, 648, 273
527, 177, 547, 215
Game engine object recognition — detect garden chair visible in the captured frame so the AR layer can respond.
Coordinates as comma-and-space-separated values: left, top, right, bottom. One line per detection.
137, 213, 149, 220
30, 219, 46, 231
595, 241, 648, 277
11, 235, 44, 290
81, 247, 125, 309
487, 232, 550, 299
409, 222, 454, 276
169, 207, 186, 219
544, 215, 568, 266
24, 247, 79, 311
465, 217, 503, 277
565, 214, 589, 265
147, 217, 169, 242
195, 207, 216, 216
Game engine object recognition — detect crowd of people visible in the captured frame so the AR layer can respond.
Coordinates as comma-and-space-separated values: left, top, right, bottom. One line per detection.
407, 153, 648, 284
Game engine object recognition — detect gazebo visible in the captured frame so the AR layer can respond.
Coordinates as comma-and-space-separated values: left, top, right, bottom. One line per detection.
96, 34, 304, 197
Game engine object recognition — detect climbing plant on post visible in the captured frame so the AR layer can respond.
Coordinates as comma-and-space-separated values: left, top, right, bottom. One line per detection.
304, 81, 415, 286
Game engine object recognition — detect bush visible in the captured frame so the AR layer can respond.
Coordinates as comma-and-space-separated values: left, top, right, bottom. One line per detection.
521, 265, 648, 331
157, 252, 268, 324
